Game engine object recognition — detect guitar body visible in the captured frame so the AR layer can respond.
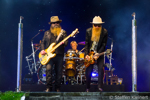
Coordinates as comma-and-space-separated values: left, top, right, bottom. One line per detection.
84, 51, 95, 68
84, 49, 111, 68
39, 43, 56, 65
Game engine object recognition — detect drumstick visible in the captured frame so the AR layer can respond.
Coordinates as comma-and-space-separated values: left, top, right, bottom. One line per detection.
79, 47, 85, 52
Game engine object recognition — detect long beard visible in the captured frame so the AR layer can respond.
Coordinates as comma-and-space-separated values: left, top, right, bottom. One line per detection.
91, 25, 102, 42
50, 25, 61, 36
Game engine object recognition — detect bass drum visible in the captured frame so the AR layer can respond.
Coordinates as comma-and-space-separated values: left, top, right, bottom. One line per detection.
37, 64, 46, 85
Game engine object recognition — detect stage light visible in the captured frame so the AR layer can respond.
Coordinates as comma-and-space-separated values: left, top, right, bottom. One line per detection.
92, 72, 98, 77
118, 78, 123, 85
23, 74, 34, 84
43, 74, 46, 77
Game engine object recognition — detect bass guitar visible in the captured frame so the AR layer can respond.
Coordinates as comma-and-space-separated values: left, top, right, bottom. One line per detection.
39, 28, 78, 65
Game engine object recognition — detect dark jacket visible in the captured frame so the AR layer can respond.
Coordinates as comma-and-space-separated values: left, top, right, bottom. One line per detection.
84, 27, 108, 56
40, 29, 68, 55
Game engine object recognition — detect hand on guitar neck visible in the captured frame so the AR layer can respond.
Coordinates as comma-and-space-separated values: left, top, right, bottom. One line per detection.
60, 41, 64, 45
93, 53, 99, 60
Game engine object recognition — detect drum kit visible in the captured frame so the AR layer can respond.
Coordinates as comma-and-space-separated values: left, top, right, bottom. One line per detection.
63, 43, 86, 85
25, 40, 86, 85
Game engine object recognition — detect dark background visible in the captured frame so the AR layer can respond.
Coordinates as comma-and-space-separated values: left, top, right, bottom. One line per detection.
0, 0, 150, 92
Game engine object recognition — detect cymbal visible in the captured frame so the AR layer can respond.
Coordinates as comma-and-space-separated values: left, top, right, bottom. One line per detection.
78, 41, 85, 45
33, 43, 40, 47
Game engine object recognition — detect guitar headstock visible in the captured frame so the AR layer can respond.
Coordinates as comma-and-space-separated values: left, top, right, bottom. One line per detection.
105, 49, 112, 55
70, 28, 79, 37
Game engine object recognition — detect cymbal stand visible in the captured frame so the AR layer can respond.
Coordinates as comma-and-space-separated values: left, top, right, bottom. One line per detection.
30, 30, 44, 73
25, 47, 40, 74
31, 40, 37, 72
104, 37, 114, 71
109, 39, 113, 71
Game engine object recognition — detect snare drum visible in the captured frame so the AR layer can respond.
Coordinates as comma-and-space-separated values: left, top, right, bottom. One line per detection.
66, 49, 76, 57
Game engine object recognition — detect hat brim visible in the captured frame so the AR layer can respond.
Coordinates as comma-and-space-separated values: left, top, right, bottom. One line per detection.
90, 22, 105, 24
48, 20, 62, 24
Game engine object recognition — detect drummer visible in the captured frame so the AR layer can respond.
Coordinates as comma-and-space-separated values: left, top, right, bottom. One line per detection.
69, 41, 79, 56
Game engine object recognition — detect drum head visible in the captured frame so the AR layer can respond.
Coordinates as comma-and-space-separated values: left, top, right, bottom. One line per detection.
67, 49, 75, 54
66, 70, 76, 77
66, 49, 77, 57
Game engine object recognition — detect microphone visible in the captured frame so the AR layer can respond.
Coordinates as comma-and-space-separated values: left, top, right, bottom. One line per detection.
39, 29, 45, 32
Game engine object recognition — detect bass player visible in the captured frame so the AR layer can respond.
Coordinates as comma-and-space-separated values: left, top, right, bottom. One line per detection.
40, 16, 68, 92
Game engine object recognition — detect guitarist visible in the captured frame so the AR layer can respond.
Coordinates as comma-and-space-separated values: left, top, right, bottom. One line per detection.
84, 16, 108, 92
40, 16, 68, 92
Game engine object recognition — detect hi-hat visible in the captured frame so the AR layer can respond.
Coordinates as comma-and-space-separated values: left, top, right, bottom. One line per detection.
78, 41, 85, 45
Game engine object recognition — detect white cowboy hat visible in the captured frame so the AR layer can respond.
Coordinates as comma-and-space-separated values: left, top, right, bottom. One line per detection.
90, 16, 105, 24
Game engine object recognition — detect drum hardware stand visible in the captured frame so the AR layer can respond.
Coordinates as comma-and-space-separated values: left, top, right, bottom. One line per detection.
25, 47, 40, 74
31, 40, 37, 72
67, 76, 76, 85
62, 75, 66, 84
104, 37, 114, 71
62, 65, 66, 84
77, 74, 85, 85
109, 37, 113, 71
30, 29, 45, 73
76, 64, 85, 84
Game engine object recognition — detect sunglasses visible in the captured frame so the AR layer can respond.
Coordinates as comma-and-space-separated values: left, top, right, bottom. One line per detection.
93, 24, 101, 27
51, 22, 60, 24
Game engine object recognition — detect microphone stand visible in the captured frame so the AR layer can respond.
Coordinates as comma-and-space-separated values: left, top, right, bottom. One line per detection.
109, 39, 113, 71
30, 30, 44, 73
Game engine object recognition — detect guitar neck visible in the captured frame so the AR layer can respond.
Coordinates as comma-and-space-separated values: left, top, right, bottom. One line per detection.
50, 34, 71, 52
49, 28, 78, 52
95, 52, 105, 57
95, 50, 111, 57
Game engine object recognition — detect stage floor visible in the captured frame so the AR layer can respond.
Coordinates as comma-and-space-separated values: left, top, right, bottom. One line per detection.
21, 84, 150, 100
21, 84, 124, 92
24, 92, 150, 100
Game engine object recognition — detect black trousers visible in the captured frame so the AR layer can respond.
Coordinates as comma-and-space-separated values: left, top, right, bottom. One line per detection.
86, 56, 104, 89
46, 54, 64, 89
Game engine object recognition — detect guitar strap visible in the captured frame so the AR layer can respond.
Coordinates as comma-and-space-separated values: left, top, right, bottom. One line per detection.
56, 29, 64, 43
90, 41, 98, 53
